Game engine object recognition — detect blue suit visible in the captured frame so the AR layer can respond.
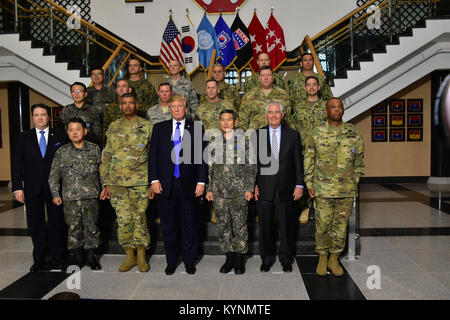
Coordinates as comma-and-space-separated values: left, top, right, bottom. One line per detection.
149, 119, 208, 266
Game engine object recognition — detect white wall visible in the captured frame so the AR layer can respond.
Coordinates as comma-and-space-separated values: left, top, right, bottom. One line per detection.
91, 0, 356, 56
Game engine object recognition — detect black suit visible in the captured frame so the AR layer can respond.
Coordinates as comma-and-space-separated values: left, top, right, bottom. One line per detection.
255, 125, 303, 266
149, 119, 208, 266
11, 127, 67, 264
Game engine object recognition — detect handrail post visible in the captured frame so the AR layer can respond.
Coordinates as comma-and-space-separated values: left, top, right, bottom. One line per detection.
350, 16, 354, 69
14, 0, 19, 32
388, 0, 393, 43
49, 6, 54, 54
346, 196, 357, 261
84, 25, 89, 76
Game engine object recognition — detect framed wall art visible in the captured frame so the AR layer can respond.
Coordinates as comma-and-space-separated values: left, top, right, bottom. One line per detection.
389, 99, 405, 113
390, 128, 405, 142
407, 99, 423, 113
372, 129, 387, 142
390, 114, 405, 127
407, 128, 423, 141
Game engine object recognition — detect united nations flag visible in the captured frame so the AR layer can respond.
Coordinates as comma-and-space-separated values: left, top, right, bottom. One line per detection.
197, 13, 219, 70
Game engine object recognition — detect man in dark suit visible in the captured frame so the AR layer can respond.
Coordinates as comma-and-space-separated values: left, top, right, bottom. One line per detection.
149, 95, 208, 275
12, 103, 68, 272
254, 101, 304, 273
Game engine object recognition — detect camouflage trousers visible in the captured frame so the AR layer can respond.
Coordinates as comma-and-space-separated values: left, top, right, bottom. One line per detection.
314, 197, 353, 255
110, 186, 150, 248
63, 199, 100, 250
214, 197, 248, 254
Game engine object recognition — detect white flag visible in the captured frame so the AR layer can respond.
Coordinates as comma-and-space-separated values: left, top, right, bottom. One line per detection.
181, 14, 199, 75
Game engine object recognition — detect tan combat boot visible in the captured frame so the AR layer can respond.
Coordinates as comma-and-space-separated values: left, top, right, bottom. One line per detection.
328, 253, 344, 276
316, 254, 328, 276
299, 207, 309, 224
119, 246, 137, 272
137, 246, 150, 272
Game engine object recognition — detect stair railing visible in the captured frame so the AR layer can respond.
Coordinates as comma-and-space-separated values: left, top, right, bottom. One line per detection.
3, 0, 160, 86
288, 0, 441, 82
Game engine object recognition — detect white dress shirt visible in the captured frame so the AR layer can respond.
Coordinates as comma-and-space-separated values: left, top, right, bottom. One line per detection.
35, 126, 49, 146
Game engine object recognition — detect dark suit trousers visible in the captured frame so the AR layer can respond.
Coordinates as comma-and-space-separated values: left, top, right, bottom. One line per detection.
157, 178, 197, 266
25, 183, 65, 263
257, 189, 296, 265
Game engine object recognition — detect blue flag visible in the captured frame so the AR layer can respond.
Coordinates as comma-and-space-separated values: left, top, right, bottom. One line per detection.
214, 15, 237, 70
197, 14, 219, 70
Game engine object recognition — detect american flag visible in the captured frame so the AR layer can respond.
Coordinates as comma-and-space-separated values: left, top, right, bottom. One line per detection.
160, 18, 184, 72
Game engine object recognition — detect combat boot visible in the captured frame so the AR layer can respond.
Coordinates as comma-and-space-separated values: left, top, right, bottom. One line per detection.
234, 253, 246, 275
86, 249, 102, 270
74, 248, 85, 268
119, 246, 137, 272
299, 207, 309, 224
136, 246, 150, 272
220, 252, 234, 273
316, 254, 328, 276
328, 253, 344, 276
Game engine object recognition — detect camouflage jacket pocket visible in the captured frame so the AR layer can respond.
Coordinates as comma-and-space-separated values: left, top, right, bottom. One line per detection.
316, 140, 336, 175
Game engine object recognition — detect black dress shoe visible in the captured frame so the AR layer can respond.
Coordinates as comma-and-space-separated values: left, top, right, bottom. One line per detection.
165, 264, 177, 275
185, 264, 196, 275
50, 259, 66, 271
282, 263, 293, 272
260, 263, 271, 272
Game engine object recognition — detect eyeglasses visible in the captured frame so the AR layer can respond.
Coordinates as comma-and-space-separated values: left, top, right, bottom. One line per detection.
91, 72, 103, 76
71, 90, 85, 93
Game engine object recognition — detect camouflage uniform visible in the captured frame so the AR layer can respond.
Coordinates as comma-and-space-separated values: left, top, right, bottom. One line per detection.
287, 99, 328, 144
48, 141, 102, 250
303, 121, 364, 255
200, 81, 241, 111
86, 84, 116, 112
194, 99, 234, 132
100, 116, 153, 248
169, 76, 199, 115
239, 86, 288, 131
287, 99, 328, 212
288, 72, 332, 106
128, 76, 158, 116
206, 132, 257, 253
61, 103, 102, 146
243, 72, 286, 93
145, 103, 172, 125
103, 98, 150, 144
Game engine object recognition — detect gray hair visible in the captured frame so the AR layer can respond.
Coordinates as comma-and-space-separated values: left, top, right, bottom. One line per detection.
265, 101, 284, 113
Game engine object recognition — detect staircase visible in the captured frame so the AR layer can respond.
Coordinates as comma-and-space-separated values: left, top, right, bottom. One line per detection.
0, 33, 90, 105
335, 17, 450, 121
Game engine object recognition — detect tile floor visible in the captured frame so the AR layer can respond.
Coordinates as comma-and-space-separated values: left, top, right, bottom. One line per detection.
0, 184, 449, 300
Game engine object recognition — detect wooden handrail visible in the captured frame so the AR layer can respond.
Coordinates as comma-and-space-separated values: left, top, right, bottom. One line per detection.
108, 52, 132, 87
305, 35, 325, 76
314, 1, 394, 53
44, 0, 159, 67
102, 42, 126, 73
310, 0, 381, 42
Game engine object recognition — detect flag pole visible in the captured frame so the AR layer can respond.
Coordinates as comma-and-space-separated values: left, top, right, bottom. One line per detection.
207, 49, 216, 80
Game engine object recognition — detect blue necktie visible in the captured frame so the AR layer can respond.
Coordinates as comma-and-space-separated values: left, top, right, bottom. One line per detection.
39, 130, 46, 158
173, 122, 181, 178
